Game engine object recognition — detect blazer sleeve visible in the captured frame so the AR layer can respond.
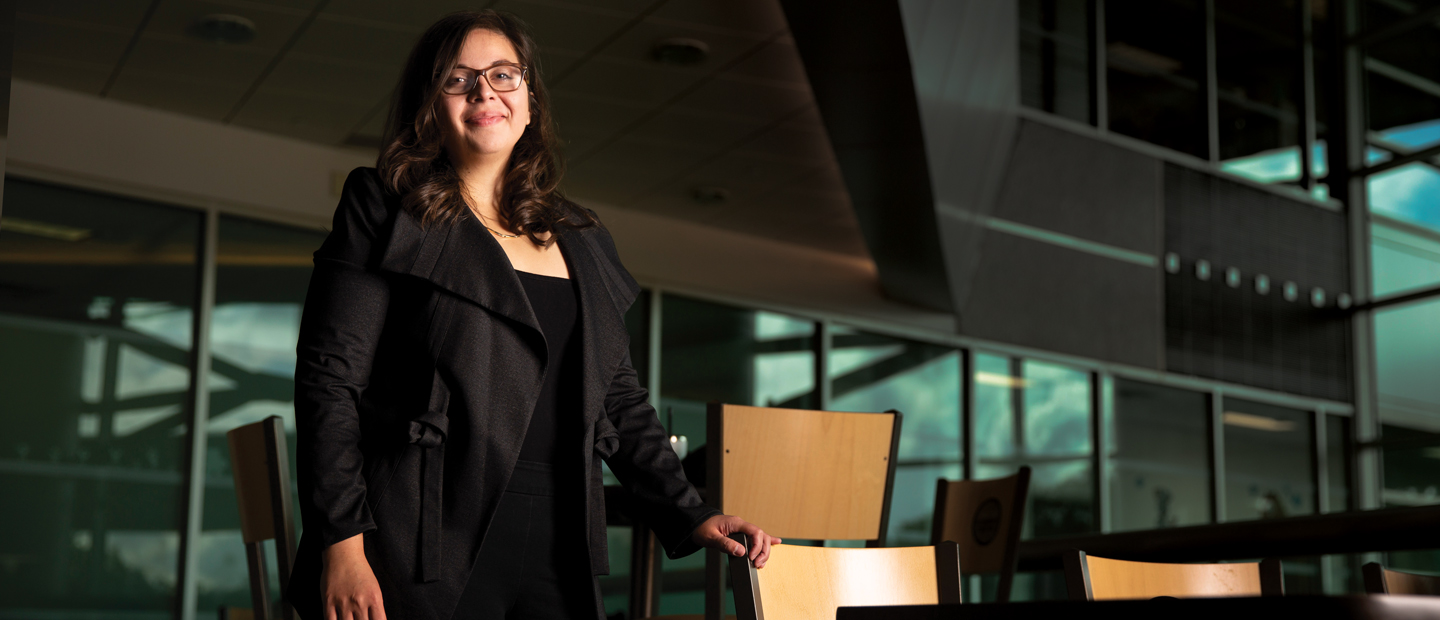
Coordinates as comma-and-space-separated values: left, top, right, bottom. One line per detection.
293, 167, 393, 548
603, 350, 721, 559
587, 220, 721, 559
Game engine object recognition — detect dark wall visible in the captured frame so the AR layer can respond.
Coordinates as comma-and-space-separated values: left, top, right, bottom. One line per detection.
1163, 166, 1352, 402
960, 119, 1165, 369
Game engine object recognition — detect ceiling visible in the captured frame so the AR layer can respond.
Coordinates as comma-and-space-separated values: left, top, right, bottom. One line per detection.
11, 0, 869, 258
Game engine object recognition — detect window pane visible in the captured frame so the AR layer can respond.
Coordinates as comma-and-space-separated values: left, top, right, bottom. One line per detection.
1214, 0, 1303, 184
1109, 379, 1212, 532
976, 356, 1095, 538
1376, 298, 1440, 437
973, 353, 1015, 460
1370, 163, 1440, 235
1365, 0, 1440, 152
1105, 0, 1209, 158
1327, 414, 1352, 513
1019, 0, 1093, 125
1372, 219, 1440, 297
1381, 425, 1440, 507
830, 330, 960, 546
0, 178, 199, 616
195, 215, 325, 615
1223, 398, 1315, 521
830, 332, 959, 461
658, 296, 815, 448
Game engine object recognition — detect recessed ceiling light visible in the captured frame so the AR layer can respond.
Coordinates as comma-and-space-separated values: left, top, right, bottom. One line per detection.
187, 14, 257, 45
692, 186, 728, 204
0, 217, 91, 241
653, 38, 709, 66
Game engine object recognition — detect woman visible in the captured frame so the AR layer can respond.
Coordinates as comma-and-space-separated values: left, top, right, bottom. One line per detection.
286, 10, 778, 620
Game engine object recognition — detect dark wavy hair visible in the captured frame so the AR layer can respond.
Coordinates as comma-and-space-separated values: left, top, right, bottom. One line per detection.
377, 10, 593, 246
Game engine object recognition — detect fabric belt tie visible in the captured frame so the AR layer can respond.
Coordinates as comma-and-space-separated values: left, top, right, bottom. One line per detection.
407, 369, 450, 583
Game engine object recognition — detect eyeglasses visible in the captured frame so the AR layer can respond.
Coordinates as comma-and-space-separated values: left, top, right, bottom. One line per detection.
441, 63, 529, 95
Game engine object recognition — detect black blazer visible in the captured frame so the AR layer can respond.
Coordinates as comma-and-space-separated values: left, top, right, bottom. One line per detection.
286, 168, 719, 620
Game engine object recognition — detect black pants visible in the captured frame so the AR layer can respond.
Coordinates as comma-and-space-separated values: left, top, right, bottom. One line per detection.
452, 460, 598, 620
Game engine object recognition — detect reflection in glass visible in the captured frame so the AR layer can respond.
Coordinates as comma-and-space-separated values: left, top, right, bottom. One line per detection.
1105, 0, 1209, 158
1109, 380, 1212, 532
1371, 219, 1440, 297
1215, 0, 1302, 182
195, 215, 325, 615
1369, 163, 1440, 234
654, 296, 813, 610
1375, 298, 1440, 447
1327, 414, 1352, 513
975, 356, 1094, 539
0, 179, 199, 616
1223, 398, 1315, 521
658, 297, 815, 448
830, 330, 959, 544
1019, 0, 1092, 125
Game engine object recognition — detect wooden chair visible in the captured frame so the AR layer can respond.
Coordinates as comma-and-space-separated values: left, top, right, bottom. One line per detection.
1363, 562, 1440, 595
1064, 550, 1284, 600
930, 466, 1030, 602
690, 403, 901, 620
226, 415, 298, 620
728, 533, 961, 620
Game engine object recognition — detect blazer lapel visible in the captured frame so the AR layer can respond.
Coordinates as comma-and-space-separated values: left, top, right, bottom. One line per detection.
558, 229, 631, 427
379, 208, 542, 337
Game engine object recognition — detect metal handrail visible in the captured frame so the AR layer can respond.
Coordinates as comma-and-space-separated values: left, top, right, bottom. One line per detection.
1016, 504, 1440, 571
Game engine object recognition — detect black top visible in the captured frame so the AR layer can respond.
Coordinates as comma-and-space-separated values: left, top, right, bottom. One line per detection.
515, 270, 583, 465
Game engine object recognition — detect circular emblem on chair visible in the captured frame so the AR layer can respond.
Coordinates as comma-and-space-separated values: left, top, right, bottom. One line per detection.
972, 498, 1003, 545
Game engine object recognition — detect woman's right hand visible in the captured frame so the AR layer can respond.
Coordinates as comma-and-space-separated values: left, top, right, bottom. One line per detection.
322, 534, 386, 620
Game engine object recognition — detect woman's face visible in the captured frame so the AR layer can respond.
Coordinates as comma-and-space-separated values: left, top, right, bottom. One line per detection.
439, 28, 531, 164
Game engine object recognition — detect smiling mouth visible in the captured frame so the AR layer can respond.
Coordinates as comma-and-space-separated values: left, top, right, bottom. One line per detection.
467, 114, 506, 127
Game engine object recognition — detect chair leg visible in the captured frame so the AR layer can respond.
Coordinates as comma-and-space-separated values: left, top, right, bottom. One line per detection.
705, 548, 725, 620
628, 523, 661, 618
245, 541, 273, 620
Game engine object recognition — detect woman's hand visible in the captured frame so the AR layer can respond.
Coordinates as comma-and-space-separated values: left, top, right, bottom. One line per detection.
690, 514, 782, 568
322, 534, 386, 620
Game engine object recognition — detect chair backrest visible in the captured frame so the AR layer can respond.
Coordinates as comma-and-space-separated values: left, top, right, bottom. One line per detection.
728, 534, 961, 620
1064, 550, 1284, 600
931, 467, 1030, 601
1364, 562, 1440, 595
226, 415, 297, 620
707, 403, 901, 543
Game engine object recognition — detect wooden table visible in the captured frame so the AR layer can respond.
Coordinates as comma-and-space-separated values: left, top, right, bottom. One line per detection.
837, 596, 1440, 620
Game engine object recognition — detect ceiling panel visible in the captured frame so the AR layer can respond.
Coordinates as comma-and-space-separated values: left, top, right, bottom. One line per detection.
649, 0, 788, 38
566, 135, 716, 202
535, 46, 586, 83
553, 57, 704, 111
548, 90, 651, 149
493, 0, 636, 57
12, 18, 134, 70
144, 0, 313, 54
106, 71, 250, 121
320, 0, 498, 31
16, 0, 153, 31
260, 54, 398, 106
119, 35, 274, 93
670, 73, 811, 123
290, 16, 421, 70
623, 106, 767, 151
12, 54, 112, 94
583, 15, 770, 73
723, 34, 807, 84
231, 87, 375, 143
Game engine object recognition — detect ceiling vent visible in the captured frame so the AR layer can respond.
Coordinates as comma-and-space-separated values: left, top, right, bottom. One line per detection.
187, 14, 257, 45
652, 38, 709, 66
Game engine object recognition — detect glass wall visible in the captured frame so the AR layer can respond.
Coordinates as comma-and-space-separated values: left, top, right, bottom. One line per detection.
1019, 0, 1093, 125
0, 179, 200, 617
1109, 379, 1213, 531
1103, 0, 1209, 159
974, 354, 1095, 539
829, 330, 960, 546
195, 216, 326, 615
1222, 398, 1315, 521
0, 177, 1374, 616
